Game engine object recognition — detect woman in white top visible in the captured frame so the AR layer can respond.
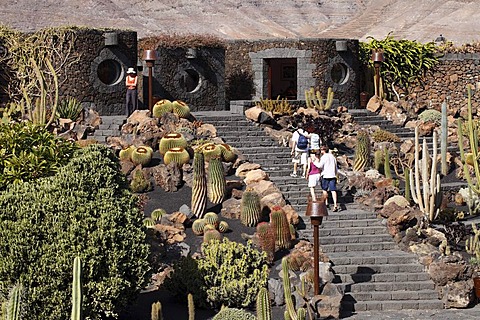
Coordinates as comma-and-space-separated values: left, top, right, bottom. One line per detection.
318, 145, 339, 211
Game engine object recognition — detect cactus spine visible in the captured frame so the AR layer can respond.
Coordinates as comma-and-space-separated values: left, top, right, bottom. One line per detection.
71, 256, 82, 320
270, 207, 292, 249
353, 131, 370, 172
256, 287, 272, 320
151, 301, 163, 320
441, 101, 448, 176
409, 126, 441, 221
191, 152, 208, 218
240, 188, 262, 227
207, 157, 226, 204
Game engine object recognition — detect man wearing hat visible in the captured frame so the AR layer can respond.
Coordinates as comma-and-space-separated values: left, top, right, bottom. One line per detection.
125, 67, 138, 116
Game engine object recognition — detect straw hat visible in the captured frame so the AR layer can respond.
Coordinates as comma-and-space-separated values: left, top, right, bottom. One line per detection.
127, 67, 136, 74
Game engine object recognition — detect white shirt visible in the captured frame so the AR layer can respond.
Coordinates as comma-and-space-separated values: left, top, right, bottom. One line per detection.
309, 133, 320, 150
291, 129, 308, 151
318, 152, 337, 178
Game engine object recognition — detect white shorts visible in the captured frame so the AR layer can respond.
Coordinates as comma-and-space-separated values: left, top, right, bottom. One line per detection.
292, 150, 308, 165
308, 173, 321, 188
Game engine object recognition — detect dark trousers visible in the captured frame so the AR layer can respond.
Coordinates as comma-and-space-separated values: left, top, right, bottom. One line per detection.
126, 89, 137, 116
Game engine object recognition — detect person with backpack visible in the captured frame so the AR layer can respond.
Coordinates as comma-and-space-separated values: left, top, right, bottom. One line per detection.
290, 123, 310, 177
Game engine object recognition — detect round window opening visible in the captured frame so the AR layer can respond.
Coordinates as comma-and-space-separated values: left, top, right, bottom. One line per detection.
331, 63, 349, 85
180, 69, 201, 93
97, 59, 122, 85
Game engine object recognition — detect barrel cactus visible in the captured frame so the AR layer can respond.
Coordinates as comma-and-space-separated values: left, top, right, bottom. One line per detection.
203, 224, 217, 233
207, 157, 226, 204
203, 229, 222, 243
159, 132, 187, 155
204, 211, 219, 228
172, 100, 191, 119
270, 206, 292, 249
163, 147, 190, 166
151, 208, 166, 222
219, 143, 237, 163
192, 218, 206, 235
218, 221, 229, 233
119, 145, 135, 162
353, 130, 370, 172
131, 146, 153, 166
256, 222, 275, 263
240, 188, 262, 227
201, 143, 222, 162
152, 99, 173, 118
191, 151, 208, 218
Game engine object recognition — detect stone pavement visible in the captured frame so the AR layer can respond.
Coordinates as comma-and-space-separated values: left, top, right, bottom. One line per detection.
343, 304, 480, 319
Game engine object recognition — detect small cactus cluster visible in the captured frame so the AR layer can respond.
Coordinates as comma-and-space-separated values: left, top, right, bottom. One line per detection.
159, 132, 191, 166
353, 130, 370, 172
119, 145, 154, 166
192, 212, 229, 240
152, 99, 191, 119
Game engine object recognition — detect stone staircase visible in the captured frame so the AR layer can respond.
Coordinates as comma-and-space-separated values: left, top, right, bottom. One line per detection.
193, 110, 444, 313
90, 115, 126, 143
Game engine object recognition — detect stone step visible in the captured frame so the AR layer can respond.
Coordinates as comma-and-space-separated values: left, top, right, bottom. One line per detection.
320, 241, 397, 253
318, 234, 394, 245
338, 282, 436, 293
334, 271, 431, 284
341, 298, 444, 312
318, 225, 388, 237
328, 250, 419, 265
332, 263, 427, 274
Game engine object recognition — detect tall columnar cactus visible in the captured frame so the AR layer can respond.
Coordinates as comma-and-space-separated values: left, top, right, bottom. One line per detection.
172, 100, 191, 119
256, 222, 275, 263
466, 223, 480, 260
191, 152, 208, 218
404, 167, 411, 203
374, 149, 384, 172
441, 101, 448, 176
152, 99, 173, 118
458, 86, 480, 195
270, 206, 292, 249
384, 148, 392, 179
256, 287, 272, 320
131, 146, 154, 166
353, 130, 370, 172
151, 301, 163, 320
71, 256, 82, 320
409, 126, 442, 221
207, 157, 226, 204
240, 188, 262, 227
5, 282, 23, 320
163, 147, 190, 166
188, 293, 195, 320
304, 87, 334, 111
159, 132, 187, 155
282, 257, 307, 320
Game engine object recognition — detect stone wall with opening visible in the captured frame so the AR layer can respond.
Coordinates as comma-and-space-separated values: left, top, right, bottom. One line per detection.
225, 38, 361, 109
59, 29, 137, 116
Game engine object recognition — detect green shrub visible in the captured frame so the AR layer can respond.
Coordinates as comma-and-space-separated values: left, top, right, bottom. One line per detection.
371, 129, 401, 143
212, 307, 257, 320
0, 122, 77, 189
199, 239, 269, 309
419, 109, 442, 125
0, 144, 151, 320
57, 97, 83, 121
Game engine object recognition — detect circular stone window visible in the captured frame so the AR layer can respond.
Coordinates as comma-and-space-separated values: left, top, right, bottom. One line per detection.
330, 62, 349, 85
179, 69, 201, 93
97, 59, 122, 86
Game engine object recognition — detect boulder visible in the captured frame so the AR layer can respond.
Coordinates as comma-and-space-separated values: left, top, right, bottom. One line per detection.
244, 169, 269, 185
245, 106, 264, 122
260, 192, 286, 210
235, 162, 261, 177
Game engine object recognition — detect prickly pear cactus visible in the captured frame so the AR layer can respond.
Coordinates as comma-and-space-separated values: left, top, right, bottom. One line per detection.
240, 188, 262, 227
191, 152, 208, 218
207, 157, 226, 204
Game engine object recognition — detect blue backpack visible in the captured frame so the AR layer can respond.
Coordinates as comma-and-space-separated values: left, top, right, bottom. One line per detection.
297, 132, 308, 150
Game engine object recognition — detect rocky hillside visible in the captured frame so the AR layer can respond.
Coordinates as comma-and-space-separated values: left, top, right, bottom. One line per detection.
0, 0, 478, 44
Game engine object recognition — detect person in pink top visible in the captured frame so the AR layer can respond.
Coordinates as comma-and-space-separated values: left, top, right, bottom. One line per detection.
306, 150, 322, 201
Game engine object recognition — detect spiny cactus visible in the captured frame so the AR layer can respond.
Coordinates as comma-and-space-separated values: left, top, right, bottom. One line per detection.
192, 218, 206, 235
188, 293, 195, 320
270, 206, 292, 250
466, 223, 480, 260
143, 217, 155, 228
305, 87, 334, 111
163, 147, 190, 166
212, 307, 256, 320
353, 130, 370, 172
203, 229, 222, 243
256, 287, 272, 320
219, 143, 237, 163
151, 208, 166, 222
207, 157, 226, 204
204, 211, 219, 228
130, 168, 153, 193
5, 282, 23, 320
151, 301, 163, 320
71, 256, 82, 320
256, 222, 275, 263
119, 145, 135, 162
384, 148, 392, 179
241, 188, 262, 227
203, 224, 217, 232
218, 220, 229, 233
191, 152, 208, 218
152, 99, 173, 118
201, 143, 222, 162
373, 149, 384, 172
131, 146, 153, 166
159, 132, 187, 155
172, 100, 191, 119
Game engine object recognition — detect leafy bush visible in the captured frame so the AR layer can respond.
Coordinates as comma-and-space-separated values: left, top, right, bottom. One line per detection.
419, 109, 442, 125
0, 122, 77, 189
0, 144, 151, 320
371, 129, 401, 143
199, 239, 269, 309
57, 96, 83, 121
